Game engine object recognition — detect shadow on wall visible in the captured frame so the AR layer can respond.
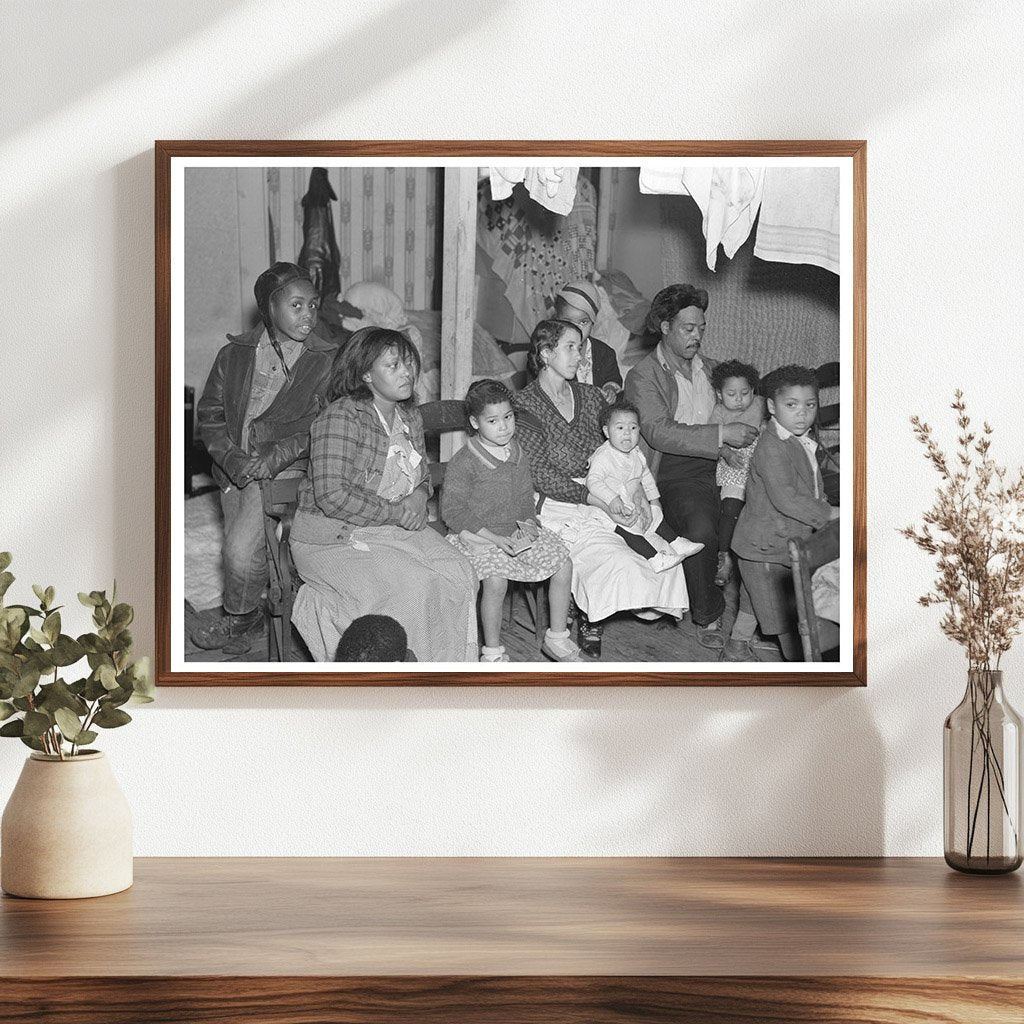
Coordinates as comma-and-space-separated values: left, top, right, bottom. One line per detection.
0, 1, 244, 139
569, 687, 884, 856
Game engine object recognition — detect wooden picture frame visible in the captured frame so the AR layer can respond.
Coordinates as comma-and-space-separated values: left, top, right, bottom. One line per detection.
156, 141, 866, 686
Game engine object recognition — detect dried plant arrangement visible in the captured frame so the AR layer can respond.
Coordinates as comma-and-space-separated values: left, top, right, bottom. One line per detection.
902, 391, 1024, 870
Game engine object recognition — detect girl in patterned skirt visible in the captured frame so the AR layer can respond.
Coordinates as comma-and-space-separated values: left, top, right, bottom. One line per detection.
441, 379, 582, 663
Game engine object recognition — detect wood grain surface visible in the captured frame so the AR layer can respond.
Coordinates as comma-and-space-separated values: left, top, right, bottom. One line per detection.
2, 857, 1022, 1022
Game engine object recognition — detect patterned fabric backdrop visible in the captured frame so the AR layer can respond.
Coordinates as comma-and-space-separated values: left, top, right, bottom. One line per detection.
268, 167, 441, 309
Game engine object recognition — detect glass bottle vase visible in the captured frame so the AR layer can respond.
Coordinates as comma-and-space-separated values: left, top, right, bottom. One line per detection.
944, 669, 1023, 873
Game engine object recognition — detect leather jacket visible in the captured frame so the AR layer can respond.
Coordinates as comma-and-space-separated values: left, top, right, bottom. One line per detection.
196, 323, 336, 490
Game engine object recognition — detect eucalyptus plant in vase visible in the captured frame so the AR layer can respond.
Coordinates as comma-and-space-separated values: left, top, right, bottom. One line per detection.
0, 552, 154, 898
902, 393, 1024, 873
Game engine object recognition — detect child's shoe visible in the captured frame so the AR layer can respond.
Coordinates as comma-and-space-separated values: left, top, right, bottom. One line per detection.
650, 550, 686, 573
541, 629, 583, 662
714, 550, 733, 587
575, 610, 603, 658
480, 645, 510, 663
670, 537, 705, 559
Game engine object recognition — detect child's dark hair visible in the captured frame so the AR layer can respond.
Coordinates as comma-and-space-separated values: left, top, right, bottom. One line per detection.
335, 615, 409, 662
761, 364, 819, 402
599, 396, 640, 433
464, 379, 514, 426
711, 359, 759, 394
527, 319, 584, 378
327, 326, 420, 403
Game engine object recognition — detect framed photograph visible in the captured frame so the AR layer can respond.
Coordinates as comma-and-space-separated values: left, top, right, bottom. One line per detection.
156, 141, 865, 686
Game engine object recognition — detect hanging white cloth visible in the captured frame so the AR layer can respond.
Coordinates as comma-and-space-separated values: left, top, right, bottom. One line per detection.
753, 167, 841, 274
640, 165, 765, 271
488, 166, 580, 216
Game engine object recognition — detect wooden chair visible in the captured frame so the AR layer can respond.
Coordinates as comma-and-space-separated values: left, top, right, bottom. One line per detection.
260, 476, 302, 662
788, 519, 840, 662
814, 361, 840, 506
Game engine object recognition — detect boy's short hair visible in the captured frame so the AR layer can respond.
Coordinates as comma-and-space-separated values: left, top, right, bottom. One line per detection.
711, 359, 759, 393
761, 364, 819, 401
335, 615, 409, 662
599, 396, 640, 432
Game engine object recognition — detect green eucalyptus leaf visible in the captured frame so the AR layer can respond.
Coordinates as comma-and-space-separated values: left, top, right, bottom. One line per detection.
0, 719, 25, 737
104, 686, 132, 709
78, 592, 99, 607
32, 584, 47, 607
37, 679, 89, 717
12, 665, 41, 699
44, 586, 55, 608
51, 635, 85, 667
92, 705, 132, 729
28, 627, 49, 646
129, 656, 154, 694
19, 735, 45, 752
42, 611, 60, 644
54, 706, 85, 741
110, 603, 134, 629
75, 730, 98, 746
0, 571, 14, 601
83, 675, 108, 701
81, 635, 112, 656
22, 710, 51, 738
98, 664, 117, 691
0, 700, 15, 721
12, 697, 33, 712
0, 552, 11, 572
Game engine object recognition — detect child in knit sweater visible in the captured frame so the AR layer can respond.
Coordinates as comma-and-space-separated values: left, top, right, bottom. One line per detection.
441, 380, 581, 663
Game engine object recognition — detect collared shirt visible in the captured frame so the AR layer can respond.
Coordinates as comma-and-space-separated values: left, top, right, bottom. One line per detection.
655, 343, 722, 446
241, 330, 304, 451
773, 418, 820, 498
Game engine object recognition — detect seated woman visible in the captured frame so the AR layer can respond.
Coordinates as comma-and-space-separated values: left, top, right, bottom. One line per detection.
289, 327, 479, 662
513, 319, 690, 658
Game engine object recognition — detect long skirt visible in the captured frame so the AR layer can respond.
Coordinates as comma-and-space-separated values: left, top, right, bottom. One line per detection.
291, 525, 479, 662
537, 499, 690, 623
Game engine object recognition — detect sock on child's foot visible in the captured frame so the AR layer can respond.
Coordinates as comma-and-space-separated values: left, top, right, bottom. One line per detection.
480, 644, 508, 663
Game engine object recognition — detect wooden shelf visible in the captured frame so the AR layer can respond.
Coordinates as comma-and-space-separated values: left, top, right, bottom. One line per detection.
2, 857, 1022, 1022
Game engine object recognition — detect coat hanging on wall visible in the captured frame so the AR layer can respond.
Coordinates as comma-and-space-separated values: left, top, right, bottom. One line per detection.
297, 167, 342, 301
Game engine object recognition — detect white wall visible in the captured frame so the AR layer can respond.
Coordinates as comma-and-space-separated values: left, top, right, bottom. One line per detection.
1, 0, 1021, 856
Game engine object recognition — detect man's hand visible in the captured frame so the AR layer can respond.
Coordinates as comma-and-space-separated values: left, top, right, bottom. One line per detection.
722, 422, 758, 448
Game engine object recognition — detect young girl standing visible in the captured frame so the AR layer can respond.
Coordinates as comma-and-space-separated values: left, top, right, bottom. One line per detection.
441, 379, 581, 663
192, 262, 335, 655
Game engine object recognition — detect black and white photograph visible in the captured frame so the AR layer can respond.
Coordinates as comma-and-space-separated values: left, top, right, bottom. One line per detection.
158, 144, 865, 684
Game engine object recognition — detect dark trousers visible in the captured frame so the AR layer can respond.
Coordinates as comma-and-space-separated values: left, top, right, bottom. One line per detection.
657, 456, 724, 627
718, 496, 745, 553
615, 520, 677, 560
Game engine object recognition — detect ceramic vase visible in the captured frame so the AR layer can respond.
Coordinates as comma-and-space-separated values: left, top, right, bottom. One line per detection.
1, 751, 133, 899
944, 669, 1023, 874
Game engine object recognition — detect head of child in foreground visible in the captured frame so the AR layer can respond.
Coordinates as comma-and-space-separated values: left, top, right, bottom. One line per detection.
711, 360, 759, 414
335, 614, 411, 662
328, 326, 420, 404
764, 365, 819, 437
255, 262, 319, 345
465, 379, 515, 448
600, 399, 642, 455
